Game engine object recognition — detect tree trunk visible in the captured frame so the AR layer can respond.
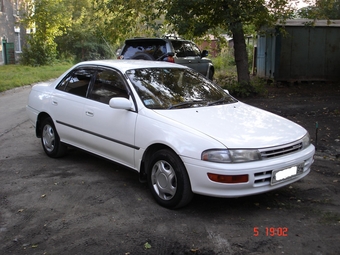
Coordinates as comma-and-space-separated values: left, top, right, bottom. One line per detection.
231, 22, 250, 85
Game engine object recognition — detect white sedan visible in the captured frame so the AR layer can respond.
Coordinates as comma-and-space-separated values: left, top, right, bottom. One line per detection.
26, 60, 315, 209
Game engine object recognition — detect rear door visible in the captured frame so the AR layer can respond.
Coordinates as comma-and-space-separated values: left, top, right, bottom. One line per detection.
52, 67, 96, 147
172, 40, 199, 70
190, 42, 209, 76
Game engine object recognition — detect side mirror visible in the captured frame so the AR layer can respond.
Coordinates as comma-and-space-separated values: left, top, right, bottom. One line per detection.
109, 97, 133, 110
201, 50, 209, 58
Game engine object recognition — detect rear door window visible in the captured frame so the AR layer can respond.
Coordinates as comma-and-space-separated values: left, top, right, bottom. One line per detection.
171, 41, 186, 57
57, 68, 96, 97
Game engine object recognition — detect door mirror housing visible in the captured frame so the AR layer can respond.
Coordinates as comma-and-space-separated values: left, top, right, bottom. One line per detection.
201, 50, 209, 58
109, 97, 133, 110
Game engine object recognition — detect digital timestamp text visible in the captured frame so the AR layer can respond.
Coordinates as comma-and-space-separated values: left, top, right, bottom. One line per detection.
253, 227, 288, 237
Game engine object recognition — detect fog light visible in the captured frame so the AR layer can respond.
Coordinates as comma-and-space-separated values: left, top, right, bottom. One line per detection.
208, 173, 249, 184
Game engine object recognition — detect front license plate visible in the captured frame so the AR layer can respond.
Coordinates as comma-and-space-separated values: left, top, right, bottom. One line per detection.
271, 166, 298, 185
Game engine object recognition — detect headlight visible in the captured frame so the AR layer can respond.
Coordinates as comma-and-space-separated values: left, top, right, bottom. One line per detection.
202, 149, 261, 163
301, 133, 311, 149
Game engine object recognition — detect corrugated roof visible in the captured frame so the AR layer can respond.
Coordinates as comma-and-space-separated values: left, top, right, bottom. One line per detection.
277, 19, 340, 27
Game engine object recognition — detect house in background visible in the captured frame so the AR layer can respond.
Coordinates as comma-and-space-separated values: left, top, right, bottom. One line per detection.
198, 34, 235, 58
255, 19, 340, 82
0, 0, 26, 64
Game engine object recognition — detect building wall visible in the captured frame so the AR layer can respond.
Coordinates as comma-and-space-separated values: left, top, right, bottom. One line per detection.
276, 26, 340, 81
256, 20, 340, 82
0, 0, 25, 64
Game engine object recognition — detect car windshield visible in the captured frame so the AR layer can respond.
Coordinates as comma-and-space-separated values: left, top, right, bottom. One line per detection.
126, 68, 237, 109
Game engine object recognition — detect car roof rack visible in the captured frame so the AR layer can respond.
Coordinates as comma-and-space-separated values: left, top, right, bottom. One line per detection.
162, 34, 183, 40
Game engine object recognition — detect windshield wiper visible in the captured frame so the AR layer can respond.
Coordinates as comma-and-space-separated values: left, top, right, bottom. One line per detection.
168, 100, 206, 109
208, 97, 231, 106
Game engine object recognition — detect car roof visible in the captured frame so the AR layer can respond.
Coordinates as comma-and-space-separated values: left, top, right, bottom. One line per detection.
125, 37, 167, 42
74, 59, 188, 73
124, 37, 190, 43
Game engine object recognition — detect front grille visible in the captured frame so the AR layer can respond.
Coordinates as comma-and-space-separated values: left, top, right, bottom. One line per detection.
259, 142, 302, 159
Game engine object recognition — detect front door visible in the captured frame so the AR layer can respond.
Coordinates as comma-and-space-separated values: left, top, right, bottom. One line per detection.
81, 67, 138, 169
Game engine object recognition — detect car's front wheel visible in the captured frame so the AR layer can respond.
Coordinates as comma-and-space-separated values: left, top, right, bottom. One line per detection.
147, 149, 193, 209
41, 117, 67, 158
208, 67, 214, 80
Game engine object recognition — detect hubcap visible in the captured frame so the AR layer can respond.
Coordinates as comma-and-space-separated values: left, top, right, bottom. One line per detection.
151, 160, 177, 200
42, 124, 55, 153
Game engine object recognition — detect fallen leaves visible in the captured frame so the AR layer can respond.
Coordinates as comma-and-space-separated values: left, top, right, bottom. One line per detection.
144, 242, 151, 249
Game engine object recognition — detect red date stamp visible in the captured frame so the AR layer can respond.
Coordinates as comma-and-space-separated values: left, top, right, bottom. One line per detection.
254, 227, 288, 237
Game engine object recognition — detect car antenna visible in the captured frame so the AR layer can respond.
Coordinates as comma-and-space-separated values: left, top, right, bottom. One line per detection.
101, 35, 116, 56
315, 121, 318, 151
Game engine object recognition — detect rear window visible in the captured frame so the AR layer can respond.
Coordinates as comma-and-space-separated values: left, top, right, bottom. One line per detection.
121, 40, 167, 60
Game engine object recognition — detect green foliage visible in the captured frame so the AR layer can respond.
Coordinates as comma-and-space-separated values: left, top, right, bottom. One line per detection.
212, 46, 266, 98
297, 0, 340, 19
0, 62, 73, 92
218, 76, 267, 98
212, 48, 236, 74
20, 0, 163, 64
21, 35, 58, 66
56, 36, 113, 62
160, 0, 295, 86
21, 0, 71, 65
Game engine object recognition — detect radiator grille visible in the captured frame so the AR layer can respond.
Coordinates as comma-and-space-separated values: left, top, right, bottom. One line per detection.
259, 142, 302, 159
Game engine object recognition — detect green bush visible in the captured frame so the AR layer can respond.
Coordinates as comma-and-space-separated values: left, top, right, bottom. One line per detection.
212, 44, 267, 98
217, 77, 267, 98
21, 36, 58, 66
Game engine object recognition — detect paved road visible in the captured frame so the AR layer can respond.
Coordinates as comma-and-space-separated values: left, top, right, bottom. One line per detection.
0, 86, 32, 137
0, 84, 339, 255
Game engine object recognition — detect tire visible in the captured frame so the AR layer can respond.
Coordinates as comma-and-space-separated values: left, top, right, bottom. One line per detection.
131, 52, 155, 60
208, 68, 214, 80
41, 117, 67, 158
147, 149, 193, 209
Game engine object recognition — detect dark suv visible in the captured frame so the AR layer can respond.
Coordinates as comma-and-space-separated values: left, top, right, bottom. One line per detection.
117, 37, 214, 80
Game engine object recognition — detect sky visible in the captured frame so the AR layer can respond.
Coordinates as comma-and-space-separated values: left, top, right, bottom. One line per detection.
296, 0, 310, 8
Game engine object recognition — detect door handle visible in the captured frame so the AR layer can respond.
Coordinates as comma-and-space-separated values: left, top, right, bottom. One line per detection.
85, 111, 94, 117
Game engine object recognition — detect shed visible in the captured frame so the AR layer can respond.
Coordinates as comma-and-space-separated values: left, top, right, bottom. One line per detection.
256, 19, 340, 82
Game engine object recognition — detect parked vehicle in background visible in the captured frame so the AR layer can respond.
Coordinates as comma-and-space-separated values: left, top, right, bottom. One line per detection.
26, 60, 314, 209
117, 36, 215, 80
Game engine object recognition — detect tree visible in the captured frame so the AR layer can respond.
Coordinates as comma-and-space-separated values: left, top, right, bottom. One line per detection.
21, 0, 70, 65
161, 0, 296, 86
21, 0, 162, 64
57, 0, 169, 60
298, 0, 340, 19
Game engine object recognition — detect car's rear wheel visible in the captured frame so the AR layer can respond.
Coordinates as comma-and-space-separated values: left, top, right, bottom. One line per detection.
147, 149, 193, 209
131, 52, 155, 60
41, 117, 67, 158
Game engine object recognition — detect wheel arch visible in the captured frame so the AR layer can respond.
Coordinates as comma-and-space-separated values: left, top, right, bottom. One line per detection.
208, 65, 215, 80
36, 112, 52, 138
139, 143, 184, 183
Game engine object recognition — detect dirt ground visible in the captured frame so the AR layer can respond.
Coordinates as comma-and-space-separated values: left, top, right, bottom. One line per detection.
0, 82, 339, 255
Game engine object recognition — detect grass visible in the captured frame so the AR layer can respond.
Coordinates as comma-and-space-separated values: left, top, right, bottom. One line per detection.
0, 62, 73, 92
319, 211, 340, 225
212, 49, 267, 97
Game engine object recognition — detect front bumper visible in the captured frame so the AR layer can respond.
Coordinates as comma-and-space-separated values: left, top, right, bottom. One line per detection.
182, 144, 315, 198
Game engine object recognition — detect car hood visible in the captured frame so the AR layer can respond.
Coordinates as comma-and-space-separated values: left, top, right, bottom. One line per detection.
154, 102, 307, 149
